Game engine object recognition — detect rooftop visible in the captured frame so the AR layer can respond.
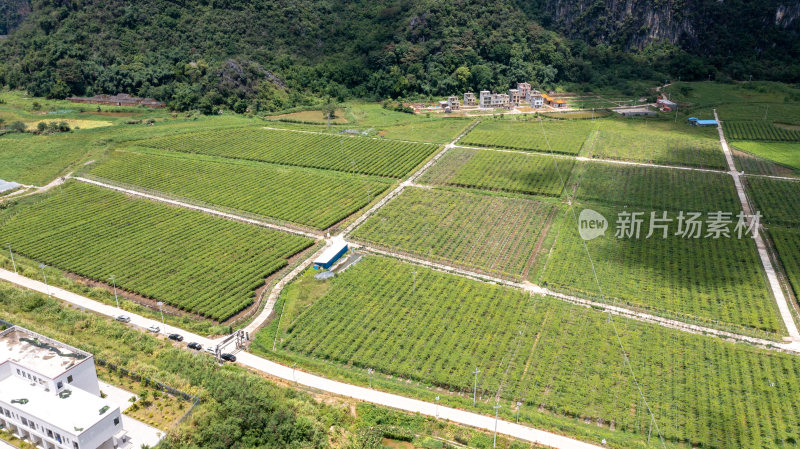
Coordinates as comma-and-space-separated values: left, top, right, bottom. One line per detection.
0, 327, 90, 378
315, 238, 348, 265
0, 375, 116, 436
0, 179, 21, 193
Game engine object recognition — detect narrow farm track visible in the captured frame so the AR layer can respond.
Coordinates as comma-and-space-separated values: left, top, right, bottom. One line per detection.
74, 176, 324, 240
0, 268, 603, 449
714, 109, 800, 340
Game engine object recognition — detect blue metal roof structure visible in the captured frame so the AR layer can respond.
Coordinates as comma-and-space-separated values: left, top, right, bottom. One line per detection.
687, 117, 718, 126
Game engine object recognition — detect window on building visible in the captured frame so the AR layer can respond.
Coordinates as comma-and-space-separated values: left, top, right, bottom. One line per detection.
16, 369, 20, 375
20, 417, 27, 426
57, 381, 63, 389
73, 442, 79, 449
47, 429, 53, 438
114, 417, 120, 426
67, 375, 73, 383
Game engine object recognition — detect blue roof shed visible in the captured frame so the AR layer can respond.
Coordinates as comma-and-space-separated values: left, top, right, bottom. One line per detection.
314, 239, 349, 270
688, 117, 718, 126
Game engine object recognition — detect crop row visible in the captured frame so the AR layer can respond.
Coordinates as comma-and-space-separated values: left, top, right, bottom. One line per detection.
745, 176, 800, 226
589, 129, 727, 169
459, 119, 596, 155
0, 183, 313, 321
90, 150, 391, 230
571, 161, 740, 212
350, 187, 558, 280
419, 147, 573, 198
279, 255, 800, 449
725, 121, 800, 142
138, 127, 438, 178
542, 205, 782, 335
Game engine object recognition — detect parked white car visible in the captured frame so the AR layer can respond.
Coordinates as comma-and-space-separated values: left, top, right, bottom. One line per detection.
115, 315, 131, 323
146, 325, 160, 333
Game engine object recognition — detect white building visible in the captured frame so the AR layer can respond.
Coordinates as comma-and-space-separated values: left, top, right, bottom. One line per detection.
0, 326, 127, 449
527, 89, 544, 108
479, 90, 492, 108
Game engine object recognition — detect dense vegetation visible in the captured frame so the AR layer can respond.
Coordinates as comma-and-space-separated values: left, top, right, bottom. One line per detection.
570, 161, 740, 212
733, 141, 800, 173
140, 127, 437, 178
277, 255, 800, 449
351, 187, 559, 280
542, 205, 782, 336
90, 149, 391, 229
0, 183, 313, 320
8, 0, 796, 111
745, 177, 800, 226
419, 146, 573, 197
459, 119, 596, 155
725, 121, 800, 142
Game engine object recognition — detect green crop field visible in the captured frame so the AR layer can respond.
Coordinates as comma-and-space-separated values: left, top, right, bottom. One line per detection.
459, 119, 596, 155
733, 148, 800, 177
375, 118, 473, 143
276, 255, 800, 449
732, 141, 800, 172
745, 176, 800, 226
588, 121, 726, 169
350, 187, 559, 280
542, 206, 781, 335
139, 127, 438, 178
725, 121, 800, 141
770, 227, 800, 299
0, 183, 313, 321
418, 147, 573, 197
571, 161, 740, 212
89, 149, 391, 229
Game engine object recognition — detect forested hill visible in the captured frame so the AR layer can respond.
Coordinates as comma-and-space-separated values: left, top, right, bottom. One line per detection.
0, 0, 797, 112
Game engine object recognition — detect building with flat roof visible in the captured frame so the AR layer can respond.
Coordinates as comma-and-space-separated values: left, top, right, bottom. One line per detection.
463, 92, 477, 106
0, 326, 127, 449
527, 90, 544, 108
616, 107, 657, 117
314, 239, 349, 270
517, 82, 531, 99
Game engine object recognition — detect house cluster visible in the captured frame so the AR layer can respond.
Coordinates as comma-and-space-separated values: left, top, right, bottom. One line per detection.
0, 326, 129, 449
441, 82, 565, 112
67, 93, 164, 108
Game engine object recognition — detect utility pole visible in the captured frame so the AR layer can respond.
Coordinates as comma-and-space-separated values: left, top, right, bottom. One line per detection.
368, 368, 374, 388
472, 369, 480, 406
7, 243, 17, 274
39, 264, 50, 297
292, 362, 297, 384
110, 275, 119, 309
493, 404, 501, 448
435, 396, 440, 418
516, 401, 522, 423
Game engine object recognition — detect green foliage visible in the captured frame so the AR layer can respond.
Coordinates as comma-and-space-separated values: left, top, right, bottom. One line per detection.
460, 119, 597, 155
745, 177, 800, 226
140, 127, 438, 178
732, 141, 800, 174
769, 227, 800, 303
419, 146, 572, 197
542, 205, 782, 335
1, 183, 313, 321
90, 149, 391, 229
352, 187, 559, 280
276, 255, 800, 448
725, 121, 800, 142
570, 161, 740, 212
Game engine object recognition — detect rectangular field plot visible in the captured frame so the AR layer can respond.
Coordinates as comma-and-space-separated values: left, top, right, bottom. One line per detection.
571, 161, 740, 212
0, 183, 313, 321
770, 227, 800, 301
732, 141, 800, 172
725, 121, 800, 142
375, 118, 473, 143
418, 147, 573, 197
137, 127, 438, 178
745, 176, 800, 226
459, 119, 596, 155
542, 206, 782, 335
588, 122, 726, 169
278, 255, 800, 449
350, 187, 559, 280
90, 150, 391, 229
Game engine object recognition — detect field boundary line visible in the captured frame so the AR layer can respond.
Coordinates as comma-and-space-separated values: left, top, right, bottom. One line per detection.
74, 176, 323, 240
260, 125, 441, 145
0, 268, 604, 449
356, 241, 797, 352
453, 143, 729, 174
341, 120, 481, 236
714, 109, 800, 340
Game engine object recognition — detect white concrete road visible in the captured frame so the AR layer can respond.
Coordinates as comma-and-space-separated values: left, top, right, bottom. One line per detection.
0, 269, 603, 449
714, 110, 800, 340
